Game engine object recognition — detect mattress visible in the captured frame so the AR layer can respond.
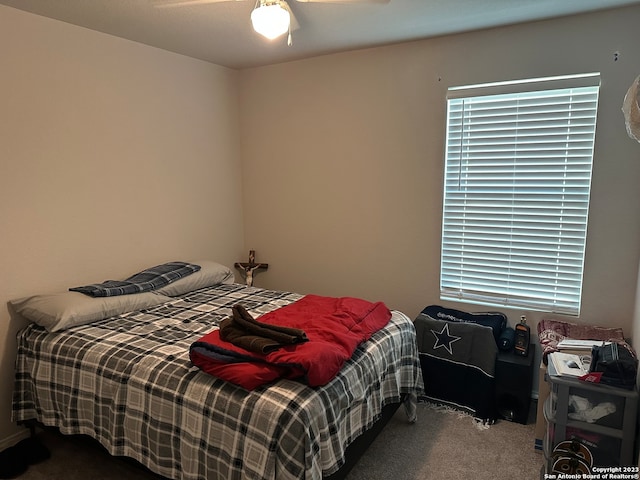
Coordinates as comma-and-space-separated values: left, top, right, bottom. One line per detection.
12, 283, 423, 480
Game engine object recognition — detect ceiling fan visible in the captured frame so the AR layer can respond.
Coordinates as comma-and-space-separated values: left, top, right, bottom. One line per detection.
154, 0, 390, 45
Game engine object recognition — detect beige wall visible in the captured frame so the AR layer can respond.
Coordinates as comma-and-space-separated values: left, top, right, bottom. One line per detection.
239, 6, 640, 335
2, 1, 640, 449
0, 6, 244, 445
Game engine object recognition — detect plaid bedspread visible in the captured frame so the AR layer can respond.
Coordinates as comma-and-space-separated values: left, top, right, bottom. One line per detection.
69, 261, 201, 297
12, 283, 423, 480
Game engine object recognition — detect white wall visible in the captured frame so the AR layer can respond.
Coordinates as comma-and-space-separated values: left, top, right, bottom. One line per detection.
0, 6, 244, 446
239, 6, 640, 339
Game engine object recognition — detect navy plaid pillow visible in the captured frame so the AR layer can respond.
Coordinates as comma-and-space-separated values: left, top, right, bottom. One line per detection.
70, 261, 200, 297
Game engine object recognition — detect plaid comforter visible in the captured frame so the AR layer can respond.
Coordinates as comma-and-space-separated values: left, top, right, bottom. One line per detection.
12, 283, 423, 480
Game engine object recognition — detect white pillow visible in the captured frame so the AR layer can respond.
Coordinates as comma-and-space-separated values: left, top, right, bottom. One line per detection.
11, 291, 171, 332
154, 260, 235, 296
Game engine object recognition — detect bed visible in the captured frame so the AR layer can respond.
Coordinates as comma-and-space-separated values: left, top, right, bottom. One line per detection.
11, 263, 423, 480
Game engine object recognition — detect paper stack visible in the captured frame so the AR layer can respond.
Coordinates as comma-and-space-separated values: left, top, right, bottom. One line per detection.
556, 339, 605, 350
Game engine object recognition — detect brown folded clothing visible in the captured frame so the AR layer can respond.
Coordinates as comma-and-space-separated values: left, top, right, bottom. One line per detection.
219, 318, 282, 354
219, 304, 309, 354
234, 304, 308, 343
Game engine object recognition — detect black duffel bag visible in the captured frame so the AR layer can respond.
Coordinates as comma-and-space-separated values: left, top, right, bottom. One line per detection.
589, 342, 638, 390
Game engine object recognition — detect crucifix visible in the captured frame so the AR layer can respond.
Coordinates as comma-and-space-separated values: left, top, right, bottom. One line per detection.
234, 250, 269, 286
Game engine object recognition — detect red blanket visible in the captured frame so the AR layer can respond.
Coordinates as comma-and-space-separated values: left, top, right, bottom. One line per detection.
189, 295, 391, 390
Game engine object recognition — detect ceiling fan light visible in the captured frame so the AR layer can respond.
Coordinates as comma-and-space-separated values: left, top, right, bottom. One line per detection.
251, 3, 290, 40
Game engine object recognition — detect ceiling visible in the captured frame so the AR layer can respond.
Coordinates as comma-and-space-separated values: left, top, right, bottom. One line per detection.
2, 0, 640, 70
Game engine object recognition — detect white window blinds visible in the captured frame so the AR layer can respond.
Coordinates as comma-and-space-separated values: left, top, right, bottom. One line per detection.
440, 74, 600, 316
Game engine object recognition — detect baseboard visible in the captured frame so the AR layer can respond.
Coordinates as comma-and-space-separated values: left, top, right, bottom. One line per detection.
0, 427, 30, 451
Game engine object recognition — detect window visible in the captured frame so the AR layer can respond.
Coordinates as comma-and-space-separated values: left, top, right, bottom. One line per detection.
440, 73, 600, 316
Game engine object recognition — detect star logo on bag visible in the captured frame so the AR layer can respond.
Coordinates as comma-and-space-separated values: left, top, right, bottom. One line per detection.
431, 323, 461, 355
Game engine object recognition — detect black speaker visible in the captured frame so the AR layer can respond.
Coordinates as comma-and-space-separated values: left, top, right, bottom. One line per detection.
499, 327, 515, 351
495, 345, 535, 424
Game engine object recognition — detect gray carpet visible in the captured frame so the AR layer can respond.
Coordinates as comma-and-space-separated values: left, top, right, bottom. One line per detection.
347, 402, 541, 480
14, 402, 542, 480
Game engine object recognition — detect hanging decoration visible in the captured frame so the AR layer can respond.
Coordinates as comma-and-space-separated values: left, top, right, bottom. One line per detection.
622, 74, 640, 143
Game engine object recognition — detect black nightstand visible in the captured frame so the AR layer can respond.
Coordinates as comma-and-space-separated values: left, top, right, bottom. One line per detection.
495, 344, 535, 424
